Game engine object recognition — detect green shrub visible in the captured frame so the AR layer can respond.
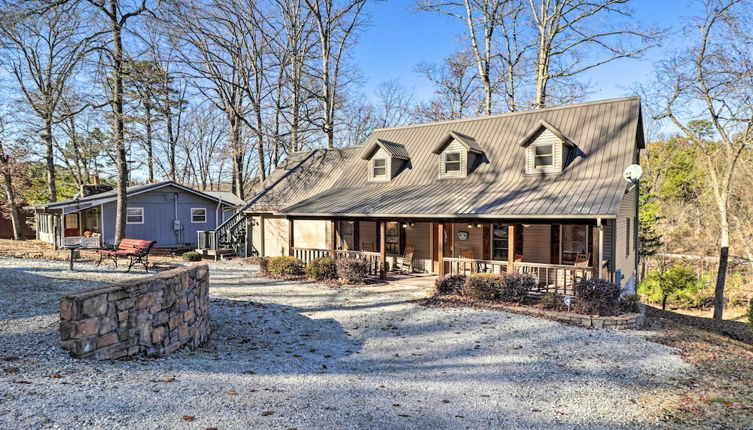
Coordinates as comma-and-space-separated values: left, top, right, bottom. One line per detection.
618, 294, 641, 314
540, 292, 567, 311
336, 258, 369, 284
267, 256, 305, 276
462, 273, 504, 301
182, 251, 202, 262
574, 278, 621, 316
435, 275, 466, 295
499, 272, 535, 303
748, 298, 753, 330
306, 257, 338, 281
639, 264, 701, 309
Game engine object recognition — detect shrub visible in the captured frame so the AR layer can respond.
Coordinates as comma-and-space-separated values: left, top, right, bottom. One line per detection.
748, 298, 753, 330
306, 257, 338, 281
574, 278, 621, 316
336, 258, 370, 284
256, 257, 270, 274
267, 256, 305, 276
639, 264, 702, 309
434, 275, 466, 296
462, 273, 504, 301
618, 294, 641, 314
499, 272, 535, 303
540, 292, 567, 311
182, 251, 202, 262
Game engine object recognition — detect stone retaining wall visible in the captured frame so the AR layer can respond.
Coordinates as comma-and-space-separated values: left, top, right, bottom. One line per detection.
60, 265, 210, 360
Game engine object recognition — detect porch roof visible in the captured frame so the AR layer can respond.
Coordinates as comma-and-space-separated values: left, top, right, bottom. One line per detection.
244, 97, 643, 218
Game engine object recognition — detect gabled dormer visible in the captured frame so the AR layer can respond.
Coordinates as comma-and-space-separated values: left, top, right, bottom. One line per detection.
432, 131, 484, 178
518, 120, 575, 174
361, 139, 410, 182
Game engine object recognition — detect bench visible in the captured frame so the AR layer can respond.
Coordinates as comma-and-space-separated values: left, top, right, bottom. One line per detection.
96, 239, 156, 273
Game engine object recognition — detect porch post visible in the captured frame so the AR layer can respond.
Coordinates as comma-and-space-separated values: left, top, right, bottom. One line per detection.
288, 218, 295, 256
437, 222, 445, 277
595, 218, 603, 279
330, 220, 337, 258
507, 224, 515, 272
379, 221, 386, 279
259, 215, 266, 257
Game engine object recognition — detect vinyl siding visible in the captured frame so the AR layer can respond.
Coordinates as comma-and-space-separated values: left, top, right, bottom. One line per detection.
264, 216, 289, 257
439, 140, 467, 178
522, 224, 551, 263
451, 223, 484, 259
526, 129, 564, 174
405, 222, 431, 271
359, 221, 377, 250
614, 187, 638, 284
368, 148, 391, 182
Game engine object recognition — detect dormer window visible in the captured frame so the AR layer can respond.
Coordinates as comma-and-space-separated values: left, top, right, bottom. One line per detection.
444, 152, 461, 174
518, 120, 575, 174
361, 139, 409, 182
432, 131, 484, 178
372, 158, 387, 178
533, 144, 554, 169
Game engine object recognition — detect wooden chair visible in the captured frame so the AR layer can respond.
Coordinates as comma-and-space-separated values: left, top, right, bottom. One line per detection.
459, 248, 475, 259
574, 252, 591, 267
397, 246, 415, 273
361, 242, 374, 252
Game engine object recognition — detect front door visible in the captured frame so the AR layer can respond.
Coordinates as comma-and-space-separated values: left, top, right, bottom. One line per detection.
64, 213, 80, 237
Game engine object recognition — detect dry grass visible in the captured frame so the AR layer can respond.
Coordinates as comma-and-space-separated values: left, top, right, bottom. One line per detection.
644, 307, 753, 429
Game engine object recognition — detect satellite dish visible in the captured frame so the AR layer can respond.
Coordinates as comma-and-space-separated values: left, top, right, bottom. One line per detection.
623, 164, 643, 184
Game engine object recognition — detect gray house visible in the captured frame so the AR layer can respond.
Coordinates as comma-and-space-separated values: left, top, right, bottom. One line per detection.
30, 181, 238, 249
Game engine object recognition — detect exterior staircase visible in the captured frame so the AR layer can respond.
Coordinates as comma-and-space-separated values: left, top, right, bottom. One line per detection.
196, 209, 254, 260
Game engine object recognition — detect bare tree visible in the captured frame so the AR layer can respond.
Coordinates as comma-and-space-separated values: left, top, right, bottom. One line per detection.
0, 115, 27, 240
373, 79, 415, 128
528, 0, 662, 108
653, 0, 753, 319
304, 0, 367, 148
415, 50, 481, 121
0, 2, 93, 202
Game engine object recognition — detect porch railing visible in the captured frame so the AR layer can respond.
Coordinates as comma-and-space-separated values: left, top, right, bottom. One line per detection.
291, 247, 382, 276
442, 257, 508, 275
441, 257, 593, 295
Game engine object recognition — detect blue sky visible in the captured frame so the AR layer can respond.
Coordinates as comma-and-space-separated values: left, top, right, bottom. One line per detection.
353, 0, 699, 104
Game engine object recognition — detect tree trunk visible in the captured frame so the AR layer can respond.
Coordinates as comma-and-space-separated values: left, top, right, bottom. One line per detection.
230, 115, 244, 200
662, 294, 668, 310
165, 102, 176, 181
145, 104, 154, 183
1, 168, 25, 241
111, 0, 128, 246
44, 120, 57, 202
713, 239, 729, 320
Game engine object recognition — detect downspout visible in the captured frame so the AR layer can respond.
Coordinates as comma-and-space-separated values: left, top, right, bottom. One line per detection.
215, 195, 222, 229
597, 217, 604, 280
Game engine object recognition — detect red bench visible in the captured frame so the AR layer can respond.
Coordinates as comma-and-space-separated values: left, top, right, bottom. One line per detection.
96, 239, 156, 273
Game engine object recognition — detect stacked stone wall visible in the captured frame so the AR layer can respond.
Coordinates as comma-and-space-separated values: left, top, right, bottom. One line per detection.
60, 265, 210, 360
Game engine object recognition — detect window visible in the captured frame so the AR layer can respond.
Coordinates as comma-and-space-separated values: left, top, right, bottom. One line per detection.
191, 208, 207, 223
126, 207, 144, 224
561, 224, 588, 265
625, 218, 631, 257
491, 224, 509, 260
339, 221, 355, 250
372, 158, 387, 178
445, 151, 461, 174
385, 221, 400, 255
533, 144, 554, 168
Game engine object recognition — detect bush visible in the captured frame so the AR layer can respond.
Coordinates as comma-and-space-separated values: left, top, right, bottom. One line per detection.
182, 251, 202, 262
462, 273, 504, 301
336, 258, 369, 284
574, 278, 621, 316
619, 294, 641, 314
639, 264, 701, 310
267, 256, 305, 276
540, 292, 567, 311
748, 298, 753, 330
306, 257, 338, 281
499, 272, 535, 303
434, 275, 466, 295
256, 257, 270, 274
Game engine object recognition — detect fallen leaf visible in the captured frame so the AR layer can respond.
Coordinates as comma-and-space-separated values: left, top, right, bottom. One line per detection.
398, 414, 410, 417
182, 416, 194, 422
50, 374, 62, 379
0, 356, 18, 362
392, 404, 400, 407
441, 400, 450, 403
531, 409, 541, 412
13, 380, 31, 384
227, 390, 238, 395
455, 415, 465, 418
261, 411, 274, 416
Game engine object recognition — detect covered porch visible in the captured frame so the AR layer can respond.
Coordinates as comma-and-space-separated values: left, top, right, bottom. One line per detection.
285, 218, 610, 295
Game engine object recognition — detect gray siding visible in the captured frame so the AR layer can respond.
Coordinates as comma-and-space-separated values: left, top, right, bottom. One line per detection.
614, 187, 638, 285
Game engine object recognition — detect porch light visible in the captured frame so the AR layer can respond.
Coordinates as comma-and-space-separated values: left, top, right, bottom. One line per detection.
467, 223, 473, 229
475, 223, 482, 228
402, 223, 408, 228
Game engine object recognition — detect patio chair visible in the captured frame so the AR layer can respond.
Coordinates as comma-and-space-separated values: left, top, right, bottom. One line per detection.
361, 242, 374, 252
574, 253, 590, 267
397, 246, 415, 273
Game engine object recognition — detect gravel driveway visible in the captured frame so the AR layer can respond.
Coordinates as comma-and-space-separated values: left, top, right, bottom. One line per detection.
0, 257, 690, 429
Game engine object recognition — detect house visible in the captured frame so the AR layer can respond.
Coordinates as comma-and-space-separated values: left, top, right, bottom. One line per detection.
29, 181, 239, 250
0, 206, 36, 240
200, 97, 643, 292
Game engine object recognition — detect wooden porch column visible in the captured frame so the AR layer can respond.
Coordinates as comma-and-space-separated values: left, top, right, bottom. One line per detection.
330, 220, 337, 257
287, 218, 295, 256
507, 224, 515, 272
594, 219, 603, 279
258, 215, 266, 257
437, 222, 445, 277
379, 221, 386, 279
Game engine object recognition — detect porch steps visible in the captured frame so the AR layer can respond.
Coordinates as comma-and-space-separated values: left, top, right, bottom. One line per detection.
197, 248, 237, 261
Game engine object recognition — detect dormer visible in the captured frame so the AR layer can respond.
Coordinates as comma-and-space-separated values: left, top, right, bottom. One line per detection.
361, 139, 410, 182
518, 120, 575, 174
432, 131, 484, 178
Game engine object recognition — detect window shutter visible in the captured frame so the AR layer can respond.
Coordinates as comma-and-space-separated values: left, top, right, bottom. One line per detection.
482, 224, 491, 260
550, 224, 560, 264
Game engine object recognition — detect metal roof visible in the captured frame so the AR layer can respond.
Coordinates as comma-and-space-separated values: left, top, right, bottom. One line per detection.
432, 130, 484, 154
202, 191, 246, 206
246, 97, 644, 218
361, 139, 410, 160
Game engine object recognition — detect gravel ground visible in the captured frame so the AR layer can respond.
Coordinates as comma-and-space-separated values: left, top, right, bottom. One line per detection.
0, 257, 691, 429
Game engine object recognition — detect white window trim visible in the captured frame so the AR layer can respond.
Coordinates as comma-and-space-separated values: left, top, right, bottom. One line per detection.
532, 143, 555, 169
444, 151, 462, 175
126, 207, 145, 225
191, 207, 208, 224
371, 157, 388, 180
